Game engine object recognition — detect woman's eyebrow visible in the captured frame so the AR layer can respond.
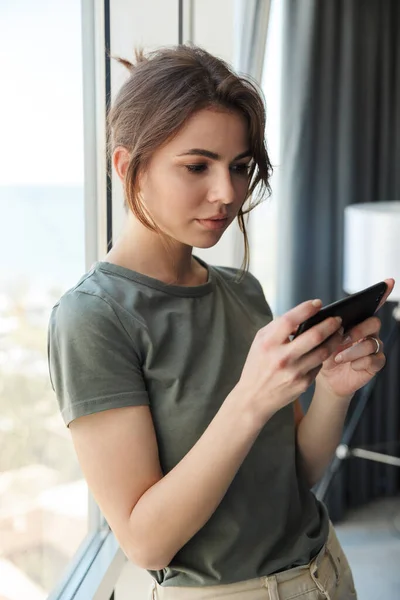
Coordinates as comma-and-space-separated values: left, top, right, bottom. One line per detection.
177, 148, 252, 161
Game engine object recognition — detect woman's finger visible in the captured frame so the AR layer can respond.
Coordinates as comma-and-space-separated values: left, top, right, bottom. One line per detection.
343, 316, 381, 345
375, 278, 395, 312
334, 337, 384, 364
290, 316, 343, 361
296, 328, 344, 373
263, 299, 325, 345
347, 353, 386, 373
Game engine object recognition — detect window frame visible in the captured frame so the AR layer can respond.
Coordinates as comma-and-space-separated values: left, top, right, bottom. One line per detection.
47, 528, 125, 600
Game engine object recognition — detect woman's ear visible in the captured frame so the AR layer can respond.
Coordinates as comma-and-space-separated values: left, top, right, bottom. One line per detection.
113, 146, 131, 182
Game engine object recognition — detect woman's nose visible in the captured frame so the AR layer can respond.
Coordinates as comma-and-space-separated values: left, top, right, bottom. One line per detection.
208, 171, 236, 205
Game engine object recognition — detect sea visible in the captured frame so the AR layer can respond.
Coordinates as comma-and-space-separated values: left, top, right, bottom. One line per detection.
0, 185, 86, 293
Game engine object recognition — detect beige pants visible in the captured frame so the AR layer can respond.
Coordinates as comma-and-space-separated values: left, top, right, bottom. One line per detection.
149, 522, 357, 600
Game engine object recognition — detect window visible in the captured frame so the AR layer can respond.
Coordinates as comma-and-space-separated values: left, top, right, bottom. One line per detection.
0, 1, 90, 597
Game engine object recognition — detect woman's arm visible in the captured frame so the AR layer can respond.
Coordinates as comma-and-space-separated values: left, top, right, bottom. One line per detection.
70, 388, 265, 571
295, 386, 353, 487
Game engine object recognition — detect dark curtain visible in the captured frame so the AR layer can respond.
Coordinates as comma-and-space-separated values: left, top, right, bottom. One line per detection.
277, 0, 400, 521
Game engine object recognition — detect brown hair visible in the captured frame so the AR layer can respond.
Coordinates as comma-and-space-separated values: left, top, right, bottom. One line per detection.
107, 44, 273, 275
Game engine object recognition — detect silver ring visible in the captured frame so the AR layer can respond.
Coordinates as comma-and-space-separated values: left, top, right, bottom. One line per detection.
369, 336, 380, 355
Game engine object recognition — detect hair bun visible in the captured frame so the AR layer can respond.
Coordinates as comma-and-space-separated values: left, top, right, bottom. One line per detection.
113, 48, 147, 73
114, 57, 134, 72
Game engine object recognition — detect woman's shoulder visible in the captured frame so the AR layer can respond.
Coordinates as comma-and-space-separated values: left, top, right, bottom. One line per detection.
50, 265, 130, 334
52, 267, 112, 314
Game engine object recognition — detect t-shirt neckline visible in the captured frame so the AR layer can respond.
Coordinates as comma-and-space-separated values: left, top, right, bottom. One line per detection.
93, 255, 215, 297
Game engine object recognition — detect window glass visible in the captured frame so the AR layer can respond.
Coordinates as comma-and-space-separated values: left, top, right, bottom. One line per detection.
0, 1, 89, 597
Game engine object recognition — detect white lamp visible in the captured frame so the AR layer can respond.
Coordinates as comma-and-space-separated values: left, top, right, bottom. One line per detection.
344, 202, 400, 320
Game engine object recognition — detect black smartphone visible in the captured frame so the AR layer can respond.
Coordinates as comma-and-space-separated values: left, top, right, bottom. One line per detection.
292, 281, 388, 339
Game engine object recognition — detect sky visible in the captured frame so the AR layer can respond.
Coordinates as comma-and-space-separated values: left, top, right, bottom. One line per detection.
0, 0, 84, 185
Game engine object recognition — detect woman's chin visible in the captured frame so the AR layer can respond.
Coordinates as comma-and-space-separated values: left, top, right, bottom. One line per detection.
188, 220, 229, 248
191, 232, 225, 249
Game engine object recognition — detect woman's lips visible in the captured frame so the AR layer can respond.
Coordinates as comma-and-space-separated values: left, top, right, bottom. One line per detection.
196, 217, 229, 230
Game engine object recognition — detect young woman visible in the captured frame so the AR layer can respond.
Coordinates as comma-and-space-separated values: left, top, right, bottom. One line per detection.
48, 45, 394, 599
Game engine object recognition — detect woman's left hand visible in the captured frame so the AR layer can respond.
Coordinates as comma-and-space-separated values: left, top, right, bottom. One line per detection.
315, 278, 395, 399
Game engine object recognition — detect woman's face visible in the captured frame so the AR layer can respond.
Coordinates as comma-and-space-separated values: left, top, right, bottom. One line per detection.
138, 107, 252, 248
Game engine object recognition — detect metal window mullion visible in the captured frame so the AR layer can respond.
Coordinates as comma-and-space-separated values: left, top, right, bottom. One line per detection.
93, 0, 110, 260
104, 0, 113, 251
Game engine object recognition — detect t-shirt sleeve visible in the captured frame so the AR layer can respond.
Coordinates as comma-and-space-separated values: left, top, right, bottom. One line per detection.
47, 290, 149, 427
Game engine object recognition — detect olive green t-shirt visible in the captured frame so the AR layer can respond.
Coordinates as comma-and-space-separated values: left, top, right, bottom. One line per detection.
47, 257, 329, 587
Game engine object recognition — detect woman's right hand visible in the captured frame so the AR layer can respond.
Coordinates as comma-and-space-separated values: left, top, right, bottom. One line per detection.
237, 299, 344, 424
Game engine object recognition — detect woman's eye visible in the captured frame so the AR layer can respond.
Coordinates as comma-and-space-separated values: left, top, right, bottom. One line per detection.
186, 164, 207, 173
185, 163, 251, 175
231, 163, 251, 175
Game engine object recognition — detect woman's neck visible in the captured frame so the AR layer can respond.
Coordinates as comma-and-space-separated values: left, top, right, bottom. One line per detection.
104, 215, 208, 286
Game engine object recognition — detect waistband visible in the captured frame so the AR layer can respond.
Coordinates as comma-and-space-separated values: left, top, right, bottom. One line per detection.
152, 521, 341, 598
